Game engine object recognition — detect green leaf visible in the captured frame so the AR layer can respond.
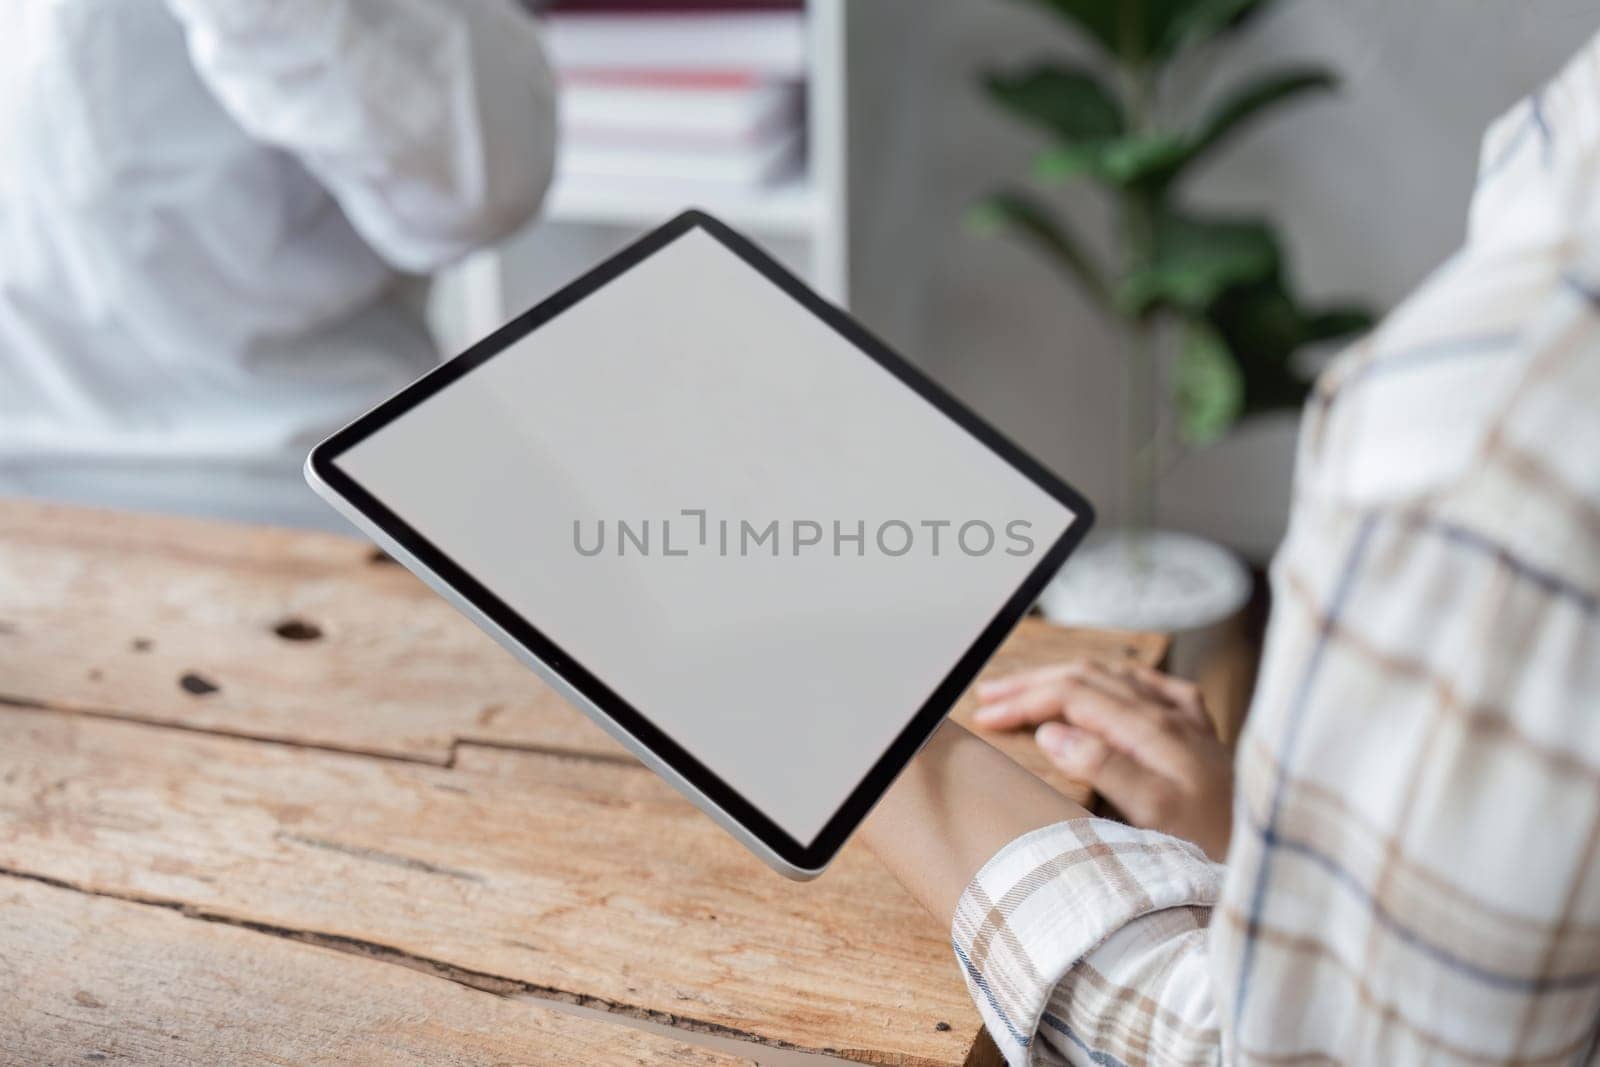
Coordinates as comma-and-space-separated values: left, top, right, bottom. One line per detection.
1203, 280, 1310, 414
1189, 67, 1337, 164
984, 66, 1174, 190
1022, 67, 1333, 193
1157, 0, 1277, 57
1175, 322, 1244, 444
1008, 0, 1132, 59
1302, 305, 1375, 343
1033, 132, 1189, 186
969, 190, 1112, 309
983, 65, 1123, 142
1119, 211, 1280, 316
1201, 280, 1375, 416
1011, 0, 1278, 63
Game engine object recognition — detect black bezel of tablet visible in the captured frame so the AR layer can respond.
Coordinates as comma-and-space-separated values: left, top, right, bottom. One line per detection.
309, 210, 1094, 872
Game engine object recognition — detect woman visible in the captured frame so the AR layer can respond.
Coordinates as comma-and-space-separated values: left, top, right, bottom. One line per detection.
0, 0, 557, 527
864, 32, 1600, 1066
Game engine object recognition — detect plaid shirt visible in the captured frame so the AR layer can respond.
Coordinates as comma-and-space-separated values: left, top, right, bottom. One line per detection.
954, 37, 1600, 1066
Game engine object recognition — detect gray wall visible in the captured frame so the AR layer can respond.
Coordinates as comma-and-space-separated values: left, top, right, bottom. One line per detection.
852, 0, 1600, 560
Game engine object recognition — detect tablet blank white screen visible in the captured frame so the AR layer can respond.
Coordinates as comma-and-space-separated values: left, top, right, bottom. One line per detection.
337, 228, 1077, 844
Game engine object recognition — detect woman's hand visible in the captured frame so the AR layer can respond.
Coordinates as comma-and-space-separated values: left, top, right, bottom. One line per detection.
973, 661, 1234, 861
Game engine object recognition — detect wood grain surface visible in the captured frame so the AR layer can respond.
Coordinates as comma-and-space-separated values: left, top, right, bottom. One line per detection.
0, 707, 981, 1064
0, 498, 1166, 1065
0, 499, 620, 764
0, 874, 751, 1066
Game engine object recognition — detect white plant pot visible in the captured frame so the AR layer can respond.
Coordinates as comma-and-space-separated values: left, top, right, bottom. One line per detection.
1037, 528, 1251, 634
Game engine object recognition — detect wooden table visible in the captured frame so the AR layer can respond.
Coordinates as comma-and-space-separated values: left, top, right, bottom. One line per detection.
0, 499, 1164, 1066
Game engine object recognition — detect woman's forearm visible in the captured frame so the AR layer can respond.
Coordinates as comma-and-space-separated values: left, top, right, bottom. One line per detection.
858, 719, 1090, 926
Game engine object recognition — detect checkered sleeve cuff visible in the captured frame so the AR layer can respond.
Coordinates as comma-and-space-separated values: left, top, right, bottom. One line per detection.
952, 817, 1222, 1066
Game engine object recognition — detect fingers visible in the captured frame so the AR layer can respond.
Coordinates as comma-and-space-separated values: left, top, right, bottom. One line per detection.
1122, 665, 1209, 726
973, 660, 1143, 725
971, 674, 1081, 730
971, 660, 1097, 728
974, 661, 1209, 781
1047, 674, 1195, 775
973, 662, 1158, 735
974, 661, 1087, 704
977, 660, 1197, 713
1036, 722, 1173, 828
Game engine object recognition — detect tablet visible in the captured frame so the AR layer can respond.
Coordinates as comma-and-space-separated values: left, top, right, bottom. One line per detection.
306, 211, 1092, 879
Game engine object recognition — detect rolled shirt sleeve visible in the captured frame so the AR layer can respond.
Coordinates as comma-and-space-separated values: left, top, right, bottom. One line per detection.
165, 0, 558, 273
954, 818, 1223, 1066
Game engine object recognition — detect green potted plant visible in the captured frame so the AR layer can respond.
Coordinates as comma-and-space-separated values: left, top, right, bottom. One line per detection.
974, 0, 1373, 631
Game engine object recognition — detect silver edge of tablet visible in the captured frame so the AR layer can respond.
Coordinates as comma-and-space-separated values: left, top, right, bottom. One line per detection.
305, 453, 825, 881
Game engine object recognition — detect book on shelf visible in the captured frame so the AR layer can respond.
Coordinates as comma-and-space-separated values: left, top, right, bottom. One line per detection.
539, 0, 809, 196
540, 1, 808, 78
544, 0, 800, 8
560, 73, 800, 145
557, 127, 802, 186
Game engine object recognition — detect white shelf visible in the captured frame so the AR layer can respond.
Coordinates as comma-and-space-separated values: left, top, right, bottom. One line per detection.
546, 174, 820, 236
447, 0, 850, 341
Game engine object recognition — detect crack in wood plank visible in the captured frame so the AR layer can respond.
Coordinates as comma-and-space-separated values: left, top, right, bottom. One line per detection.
454, 734, 638, 768
0, 692, 642, 773
0, 864, 872, 1063
275, 833, 487, 884
0, 692, 449, 766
